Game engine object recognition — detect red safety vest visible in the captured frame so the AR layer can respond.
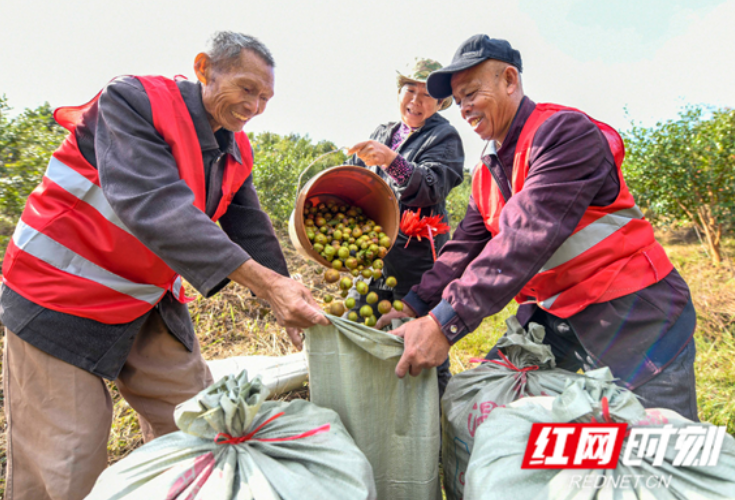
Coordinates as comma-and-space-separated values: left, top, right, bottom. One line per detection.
472, 103, 673, 318
2, 76, 253, 324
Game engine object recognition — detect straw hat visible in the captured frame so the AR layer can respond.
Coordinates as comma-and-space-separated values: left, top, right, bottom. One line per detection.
396, 57, 453, 111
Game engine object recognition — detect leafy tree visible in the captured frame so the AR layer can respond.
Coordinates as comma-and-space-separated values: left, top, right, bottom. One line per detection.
623, 106, 735, 264
0, 96, 67, 256
445, 170, 472, 229
248, 132, 346, 226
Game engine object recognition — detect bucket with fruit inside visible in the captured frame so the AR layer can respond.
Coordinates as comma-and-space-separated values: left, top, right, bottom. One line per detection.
289, 164, 403, 321
289, 165, 400, 271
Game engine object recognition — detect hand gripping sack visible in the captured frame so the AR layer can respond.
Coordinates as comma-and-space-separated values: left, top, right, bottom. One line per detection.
305, 314, 441, 500
465, 368, 735, 499
85, 371, 377, 500
442, 316, 585, 500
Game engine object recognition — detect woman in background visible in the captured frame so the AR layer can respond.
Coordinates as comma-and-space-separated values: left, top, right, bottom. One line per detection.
347, 57, 465, 396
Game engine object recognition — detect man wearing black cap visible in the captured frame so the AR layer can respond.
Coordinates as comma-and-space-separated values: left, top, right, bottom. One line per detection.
379, 35, 698, 419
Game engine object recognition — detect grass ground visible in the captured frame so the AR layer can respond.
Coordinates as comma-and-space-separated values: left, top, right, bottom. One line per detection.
0, 231, 733, 497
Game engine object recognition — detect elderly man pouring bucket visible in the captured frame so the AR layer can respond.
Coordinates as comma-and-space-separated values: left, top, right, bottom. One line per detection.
378, 35, 698, 420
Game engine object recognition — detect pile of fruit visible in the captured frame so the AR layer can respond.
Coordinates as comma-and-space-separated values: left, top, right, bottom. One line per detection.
303, 199, 403, 326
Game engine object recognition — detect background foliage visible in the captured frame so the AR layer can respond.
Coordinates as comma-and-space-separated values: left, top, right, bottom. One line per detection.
0, 96, 67, 253
623, 105, 735, 264
248, 132, 346, 226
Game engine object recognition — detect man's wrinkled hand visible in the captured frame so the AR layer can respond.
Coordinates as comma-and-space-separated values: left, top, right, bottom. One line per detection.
393, 316, 450, 378
266, 275, 330, 330
347, 140, 398, 168
228, 260, 329, 333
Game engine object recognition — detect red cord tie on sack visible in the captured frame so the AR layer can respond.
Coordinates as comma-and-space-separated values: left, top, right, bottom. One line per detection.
471, 351, 539, 384
471, 351, 540, 374
214, 412, 331, 445
399, 209, 451, 261
590, 396, 614, 424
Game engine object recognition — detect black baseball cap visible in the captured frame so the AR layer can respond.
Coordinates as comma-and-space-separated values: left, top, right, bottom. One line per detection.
426, 35, 523, 99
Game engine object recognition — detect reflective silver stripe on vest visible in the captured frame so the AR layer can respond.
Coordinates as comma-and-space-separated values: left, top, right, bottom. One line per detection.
45, 156, 132, 234
540, 293, 560, 309
538, 206, 644, 273
12, 220, 165, 305
171, 275, 183, 299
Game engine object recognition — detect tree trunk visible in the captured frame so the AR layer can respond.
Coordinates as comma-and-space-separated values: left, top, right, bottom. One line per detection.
696, 205, 722, 265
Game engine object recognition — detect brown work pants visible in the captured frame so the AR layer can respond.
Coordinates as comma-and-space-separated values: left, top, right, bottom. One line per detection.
3, 310, 213, 500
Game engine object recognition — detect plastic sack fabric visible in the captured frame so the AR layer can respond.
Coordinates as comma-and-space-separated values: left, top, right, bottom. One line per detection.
465, 368, 735, 500
85, 371, 376, 500
442, 316, 585, 500
305, 314, 441, 500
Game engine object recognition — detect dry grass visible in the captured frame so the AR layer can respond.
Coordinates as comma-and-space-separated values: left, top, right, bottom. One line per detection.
0, 230, 733, 497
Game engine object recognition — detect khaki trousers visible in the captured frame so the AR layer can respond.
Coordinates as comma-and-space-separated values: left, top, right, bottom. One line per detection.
3, 309, 213, 500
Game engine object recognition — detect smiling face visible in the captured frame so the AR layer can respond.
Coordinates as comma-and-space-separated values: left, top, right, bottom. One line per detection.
450, 60, 523, 144
194, 49, 275, 132
398, 82, 443, 129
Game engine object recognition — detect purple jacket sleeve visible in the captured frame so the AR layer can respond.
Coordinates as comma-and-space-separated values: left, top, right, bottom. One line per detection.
407, 111, 615, 343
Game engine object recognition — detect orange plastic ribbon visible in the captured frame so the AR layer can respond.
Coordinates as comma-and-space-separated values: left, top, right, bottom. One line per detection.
399, 209, 451, 261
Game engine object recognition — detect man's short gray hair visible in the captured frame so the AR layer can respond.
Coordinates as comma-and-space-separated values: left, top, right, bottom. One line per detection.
205, 31, 275, 71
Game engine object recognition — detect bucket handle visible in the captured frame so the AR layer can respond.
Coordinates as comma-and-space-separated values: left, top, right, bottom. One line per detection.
295, 147, 348, 201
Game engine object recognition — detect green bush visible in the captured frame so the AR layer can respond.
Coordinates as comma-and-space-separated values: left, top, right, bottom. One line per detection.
248, 132, 346, 227
0, 96, 67, 261
445, 170, 472, 229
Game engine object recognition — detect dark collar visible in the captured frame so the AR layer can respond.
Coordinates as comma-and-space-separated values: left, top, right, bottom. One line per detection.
176, 79, 243, 164
495, 96, 535, 171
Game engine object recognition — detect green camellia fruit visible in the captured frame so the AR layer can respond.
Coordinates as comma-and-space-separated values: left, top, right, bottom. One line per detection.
359, 305, 373, 318
348, 311, 360, 322
345, 297, 356, 309
340, 277, 353, 291
356, 281, 369, 295
365, 315, 377, 327
361, 269, 373, 279
372, 269, 382, 280
332, 259, 343, 271
385, 276, 397, 288
379, 236, 391, 248
377, 300, 392, 315
366, 292, 378, 305
351, 269, 360, 277
345, 257, 358, 270
329, 301, 346, 317
393, 300, 404, 312
338, 246, 350, 260
323, 294, 333, 303
324, 269, 340, 284
372, 259, 384, 270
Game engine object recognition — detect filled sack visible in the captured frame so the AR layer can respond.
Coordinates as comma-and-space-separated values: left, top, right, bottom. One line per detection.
305, 314, 441, 500
441, 316, 585, 500
465, 368, 735, 499
85, 371, 376, 500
